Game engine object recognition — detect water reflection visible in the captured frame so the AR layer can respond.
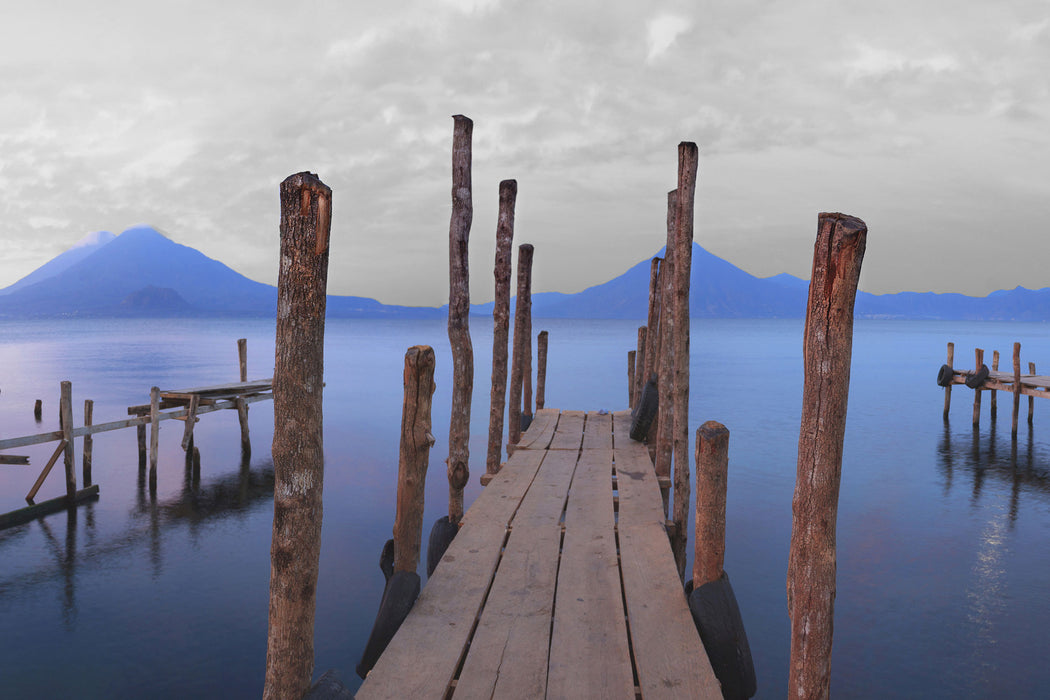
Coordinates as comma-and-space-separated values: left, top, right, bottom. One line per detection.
937, 421, 1049, 526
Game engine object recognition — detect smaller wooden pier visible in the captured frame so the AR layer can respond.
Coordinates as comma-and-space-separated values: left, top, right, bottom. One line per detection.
356, 408, 721, 699
940, 341, 1049, 434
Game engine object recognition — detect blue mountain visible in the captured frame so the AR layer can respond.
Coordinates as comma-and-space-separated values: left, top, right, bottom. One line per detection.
0, 230, 116, 296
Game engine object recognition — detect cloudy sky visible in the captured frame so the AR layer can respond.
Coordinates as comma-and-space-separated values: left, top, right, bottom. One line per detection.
1, 1, 1048, 306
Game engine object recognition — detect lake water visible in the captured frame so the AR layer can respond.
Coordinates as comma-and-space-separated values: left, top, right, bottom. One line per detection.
1, 317, 1049, 698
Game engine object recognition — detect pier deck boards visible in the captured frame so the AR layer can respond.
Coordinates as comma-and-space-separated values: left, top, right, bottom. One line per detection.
357, 408, 720, 699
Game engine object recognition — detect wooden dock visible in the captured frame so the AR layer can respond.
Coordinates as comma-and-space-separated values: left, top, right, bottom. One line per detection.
356, 408, 721, 699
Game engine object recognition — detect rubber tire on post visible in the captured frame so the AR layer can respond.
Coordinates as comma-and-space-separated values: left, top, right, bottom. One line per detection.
687, 571, 757, 699
520, 412, 533, 433
427, 516, 458, 578
937, 364, 955, 387
355, 570, 421, 679
965, 364, 990, 389
630, 376, 658, 442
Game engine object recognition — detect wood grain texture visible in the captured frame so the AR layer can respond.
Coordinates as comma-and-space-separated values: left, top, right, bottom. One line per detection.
486, 183, 516, 476
393, 346, 436, 575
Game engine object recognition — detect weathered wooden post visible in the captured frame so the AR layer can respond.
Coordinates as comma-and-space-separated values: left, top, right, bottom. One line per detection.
973, 348, 984, 427
628, 350, 637, 408
536, 330, 548, 410
1029, 362, 1036, 424
137, 425, 147, 469
655, 190, 677, 483
34, 399, 42, 421
991, 350, 999, 421
446, 114, 474, 525
787, 212, 867, 700
237, 338, 251, 455
670, 142, 699, 578
644, 257, 662, 385
943, 342, 954, 420
238, 338, 248, 382
635, 326, 648, 409
60, 382, 75, 501
149, 386, 160, 493
695, 422, 728, 586
1012, 342, 1022, 437
83, 399, 93, 487
263, 171, 332, 700
508, 243, 534, 447
485, 179, 516, 481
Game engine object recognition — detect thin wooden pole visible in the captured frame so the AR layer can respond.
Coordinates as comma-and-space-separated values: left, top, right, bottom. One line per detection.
973, 348, 984, 427
536, 330, 548, 410
943, 342, 954, 420
644, 257, 662, 385
137, 424, 147, 469
60, 382, 75, 501
181, 394, 200, 451
655, 190, 677, 482
238, 338, 251, 454
485, 179, 516, 478
393, 345, 437, 574
635, 326, 648, 409
670, 142, 698, 578
263, 170, 333, 700
1029, 362, 1036, 424
149, 386, 160, 493
787, 212, 867, 700
508, 244, 534, 448
83, 399, 93, 487
521, 255, 534, 429
694, 421, 728, 587
238, 338, 248, 382
628, 350, 637, 408
991, 350, 999, 421
446, 114, 474, 524
1012, 342, 1022, 437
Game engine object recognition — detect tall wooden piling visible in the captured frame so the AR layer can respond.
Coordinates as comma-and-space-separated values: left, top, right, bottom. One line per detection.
973, 348, 984, 427
787, 212, 867, 700
149, 386, 160, 493
536, 330, 548, 410
60, 382, 76, 501
83, 399, 93, 487
1029, 362, 1036, 424
238, 338, 251, 454
943, 342, 954, 420
655, 190, 677, 481
446, 114, 474, 524
635, 326, 648, 409
393, 346, 437, 574
263, 171, 332, 700
628, 350, 637, 408
508, 244, 534, 447
694, 421, 729, 587
670, 142, 699, 578
1012, 342, 1022, 437
485, 180, 516, 478
991, 351, 999, 421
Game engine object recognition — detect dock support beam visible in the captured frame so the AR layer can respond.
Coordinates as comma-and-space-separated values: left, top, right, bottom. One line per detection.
788, 212, 867, 700
1029, 362, 1036, 424
655, 190, 677, 485
508, 243, 534, 449
628, 350, 637, 409
991, 351, 999, 421
943, 342, 953, 420
60, 381, 76, 501
83, 399, 93, 487
485, 179, 516, 480
238, 338, 251, 455
149, 386, 160, 493
635, 326, 648, 411
536, 330, 548, 411
972, 348, 984, 427
1012, 342, 1022, 437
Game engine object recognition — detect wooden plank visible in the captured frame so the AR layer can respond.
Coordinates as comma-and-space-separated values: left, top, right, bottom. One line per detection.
160, 378, 273, 397
26, 440, 68, 503
615, 440, 721, 699
454, 448, 579, 698
514, 407, 560, 451
1, 485, 100, 531
548, 447, 634, 699
582, 410, 613, 450
0, 455, 30, 465
357, 448, 548, 699
547, 409, 586, 451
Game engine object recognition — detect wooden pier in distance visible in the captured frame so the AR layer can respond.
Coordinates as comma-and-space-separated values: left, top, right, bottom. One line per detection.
356, 408, 721, 699
940, 341, 1048, 434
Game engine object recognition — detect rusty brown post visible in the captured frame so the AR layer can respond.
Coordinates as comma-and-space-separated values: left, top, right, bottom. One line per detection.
536, 330, 548, 410
263, 171, 332, 700
508, 243, 534, 448
787, 212, 867, 700
973, 348, 984, 427
394, 345, 437, 574
670, 142, 699, 578
694, 421, 728, 587
635, 326, 648, 408
83, 399, 93, 487
943, 342, 954, 420
628, 350, 637, 408
60, 381, 76, 501
655, 190, 677, 482
446, 115, 474, 524
991, 350, 999, 421
485, 180, 516, 479
1012, 342, 1022, 437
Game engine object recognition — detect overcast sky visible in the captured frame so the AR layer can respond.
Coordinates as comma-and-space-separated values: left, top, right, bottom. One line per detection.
1, 1, 1048, 305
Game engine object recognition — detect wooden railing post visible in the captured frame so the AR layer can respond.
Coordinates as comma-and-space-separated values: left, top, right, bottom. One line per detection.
670, 142, 698, 578
83, 399, 93, 487
536, 330, 548, 410
787, 212, 867, 700
263, 171, 332, 700
446, 114, 474, 524
508, 244, 534, 448
943, 342, 954, 420
1012, 342, 1022, 437
60, 382, 75, 501
485, 179, 516, 479
655, 190, 677, 483
394, 346, 437, 574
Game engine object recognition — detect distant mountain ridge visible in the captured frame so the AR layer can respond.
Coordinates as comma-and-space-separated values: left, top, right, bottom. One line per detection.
0, 225, 1047, 320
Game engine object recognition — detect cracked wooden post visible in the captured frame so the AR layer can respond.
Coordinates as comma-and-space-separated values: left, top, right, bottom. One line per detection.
1012, 342, 1022, 437
635, 326, 648, 410
83, 399, 93, 487
446, 114, 474, 524
485, 179, 516, 481
787, 212, 867, 700
973, 348, 984, 427
60, 381, 76, 501
536, 330, 548, 410
508, 243, 534, 448
655, 190, 677, 483
991, 350, 999, 422
943, 343, 954, 420
628, 350, 637, 408
670, 142, 698, 579
149, 386, 160, 493
694, 421, 728, 587
263, 171, 332, 700
394, 345, 437, 574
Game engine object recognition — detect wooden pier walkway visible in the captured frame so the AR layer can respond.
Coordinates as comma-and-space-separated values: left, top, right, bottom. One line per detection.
356, 408, 721, 699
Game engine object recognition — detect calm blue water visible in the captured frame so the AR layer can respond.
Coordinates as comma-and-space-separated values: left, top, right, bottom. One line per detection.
1, 317, 1049, 698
